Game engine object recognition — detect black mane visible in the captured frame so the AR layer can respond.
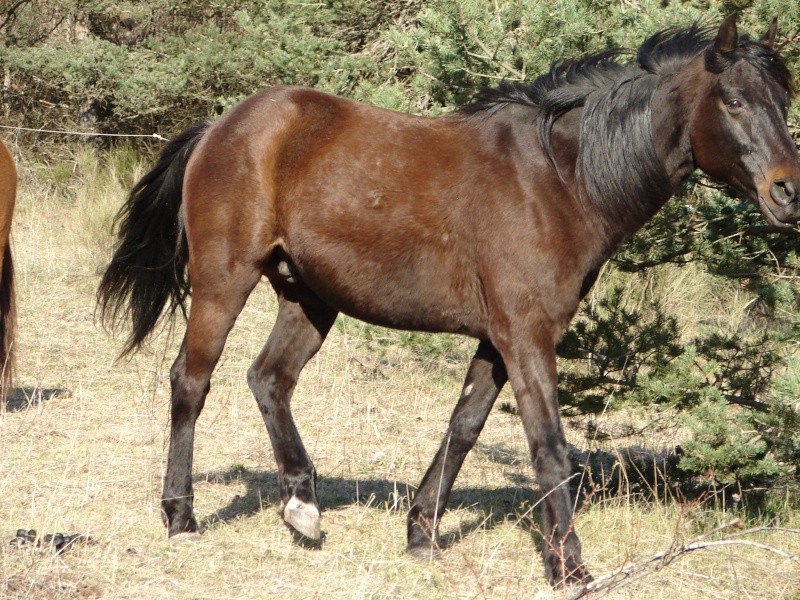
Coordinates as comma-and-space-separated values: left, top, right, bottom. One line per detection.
460, 22, 793, 228
461, 22, 791, 117
460, 25, 716, 116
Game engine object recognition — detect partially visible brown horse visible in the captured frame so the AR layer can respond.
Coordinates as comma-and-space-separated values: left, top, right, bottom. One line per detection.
99, 15, 800, 585
0, 139, 16, 397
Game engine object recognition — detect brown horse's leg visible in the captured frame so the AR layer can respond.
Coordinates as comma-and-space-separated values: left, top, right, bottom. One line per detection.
162, 270, 261, 536
0, 141, 15, 397
0, 242, 14, 397
247, 292, 337, 540
496, 326, 591, 586
406, 340, 506, 554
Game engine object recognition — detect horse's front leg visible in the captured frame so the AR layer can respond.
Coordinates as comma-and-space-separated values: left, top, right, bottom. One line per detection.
492, 320, 591, 586
406, 340, 507, 554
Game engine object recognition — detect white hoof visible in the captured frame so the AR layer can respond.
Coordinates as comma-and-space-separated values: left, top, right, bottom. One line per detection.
284, 497, 321, 540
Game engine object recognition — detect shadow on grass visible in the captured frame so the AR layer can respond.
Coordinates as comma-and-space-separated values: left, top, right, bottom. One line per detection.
476, 440, 760, 518
191, 439, 760, 551
194, 465, 543, 550
2, 386, 68, 413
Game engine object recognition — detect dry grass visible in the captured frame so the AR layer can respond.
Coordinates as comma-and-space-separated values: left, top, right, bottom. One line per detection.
1, 145, 798, 599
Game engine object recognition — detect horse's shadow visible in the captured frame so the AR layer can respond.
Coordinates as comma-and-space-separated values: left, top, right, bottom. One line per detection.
192, 438, 701, 551
2, 386, 68, 413
194, 450, 543, 550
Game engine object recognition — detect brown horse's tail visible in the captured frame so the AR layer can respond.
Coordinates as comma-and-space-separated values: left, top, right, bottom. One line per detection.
0, 242, 15, 395
98, 122, 210, 355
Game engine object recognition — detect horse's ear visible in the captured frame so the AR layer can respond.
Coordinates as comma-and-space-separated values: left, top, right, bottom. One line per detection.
714, 13, 739, 54
760, 17, 778, 47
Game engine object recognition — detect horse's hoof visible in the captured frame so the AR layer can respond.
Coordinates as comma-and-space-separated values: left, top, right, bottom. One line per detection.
405, 543, 441, 560
546, 559, 593, 588
284, 497, 321, 540
166, 514, 199, 537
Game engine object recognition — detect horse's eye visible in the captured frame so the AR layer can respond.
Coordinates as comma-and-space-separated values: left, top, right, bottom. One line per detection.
726, 98, 744, 113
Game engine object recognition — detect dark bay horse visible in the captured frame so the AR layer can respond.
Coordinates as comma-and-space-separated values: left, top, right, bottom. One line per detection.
99, 15, 800, 585
0, 139, 16, 397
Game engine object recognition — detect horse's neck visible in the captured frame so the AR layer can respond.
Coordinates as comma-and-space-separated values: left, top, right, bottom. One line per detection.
545, 88, 691, 256
600, 74, 697, 246
651, 76, 696, 192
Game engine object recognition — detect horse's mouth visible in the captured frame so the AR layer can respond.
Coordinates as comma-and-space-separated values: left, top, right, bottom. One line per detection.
757, 195, 799, 230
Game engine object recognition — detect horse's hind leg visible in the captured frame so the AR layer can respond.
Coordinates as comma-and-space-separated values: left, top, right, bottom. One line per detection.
247, 291, 337, 540
163, 266, 262, 535
407, 340, 507, 554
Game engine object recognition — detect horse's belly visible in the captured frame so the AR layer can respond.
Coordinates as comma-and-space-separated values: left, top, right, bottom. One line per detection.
287, 244, 486, 336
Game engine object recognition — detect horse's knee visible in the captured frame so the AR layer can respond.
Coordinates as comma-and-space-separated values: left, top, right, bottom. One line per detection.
245, 363, 262, 393
169, 363, 209, 424
448, 418, 482, 454
447, 396, 490, 452
534, 457, 573, 497
247, 363, 297, 409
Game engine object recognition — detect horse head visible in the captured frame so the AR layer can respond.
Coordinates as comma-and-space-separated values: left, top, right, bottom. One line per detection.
690, 14, 800, 228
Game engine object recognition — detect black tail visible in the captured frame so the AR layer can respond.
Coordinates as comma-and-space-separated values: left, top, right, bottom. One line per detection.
98, 122, 210, 355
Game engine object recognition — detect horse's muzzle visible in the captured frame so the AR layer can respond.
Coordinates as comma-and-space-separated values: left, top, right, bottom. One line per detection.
757, 174, 800, 228
770, 178, 799, 207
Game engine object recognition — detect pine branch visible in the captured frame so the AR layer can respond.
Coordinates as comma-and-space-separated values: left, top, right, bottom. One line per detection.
454, 3, 524, 80
0, 0, 30, 32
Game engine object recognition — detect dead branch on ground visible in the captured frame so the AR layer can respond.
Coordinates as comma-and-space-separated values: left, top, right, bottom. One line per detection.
570, 519, 800, 598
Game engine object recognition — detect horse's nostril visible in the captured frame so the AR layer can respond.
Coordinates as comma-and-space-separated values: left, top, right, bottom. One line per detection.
770, 179, 798, 206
